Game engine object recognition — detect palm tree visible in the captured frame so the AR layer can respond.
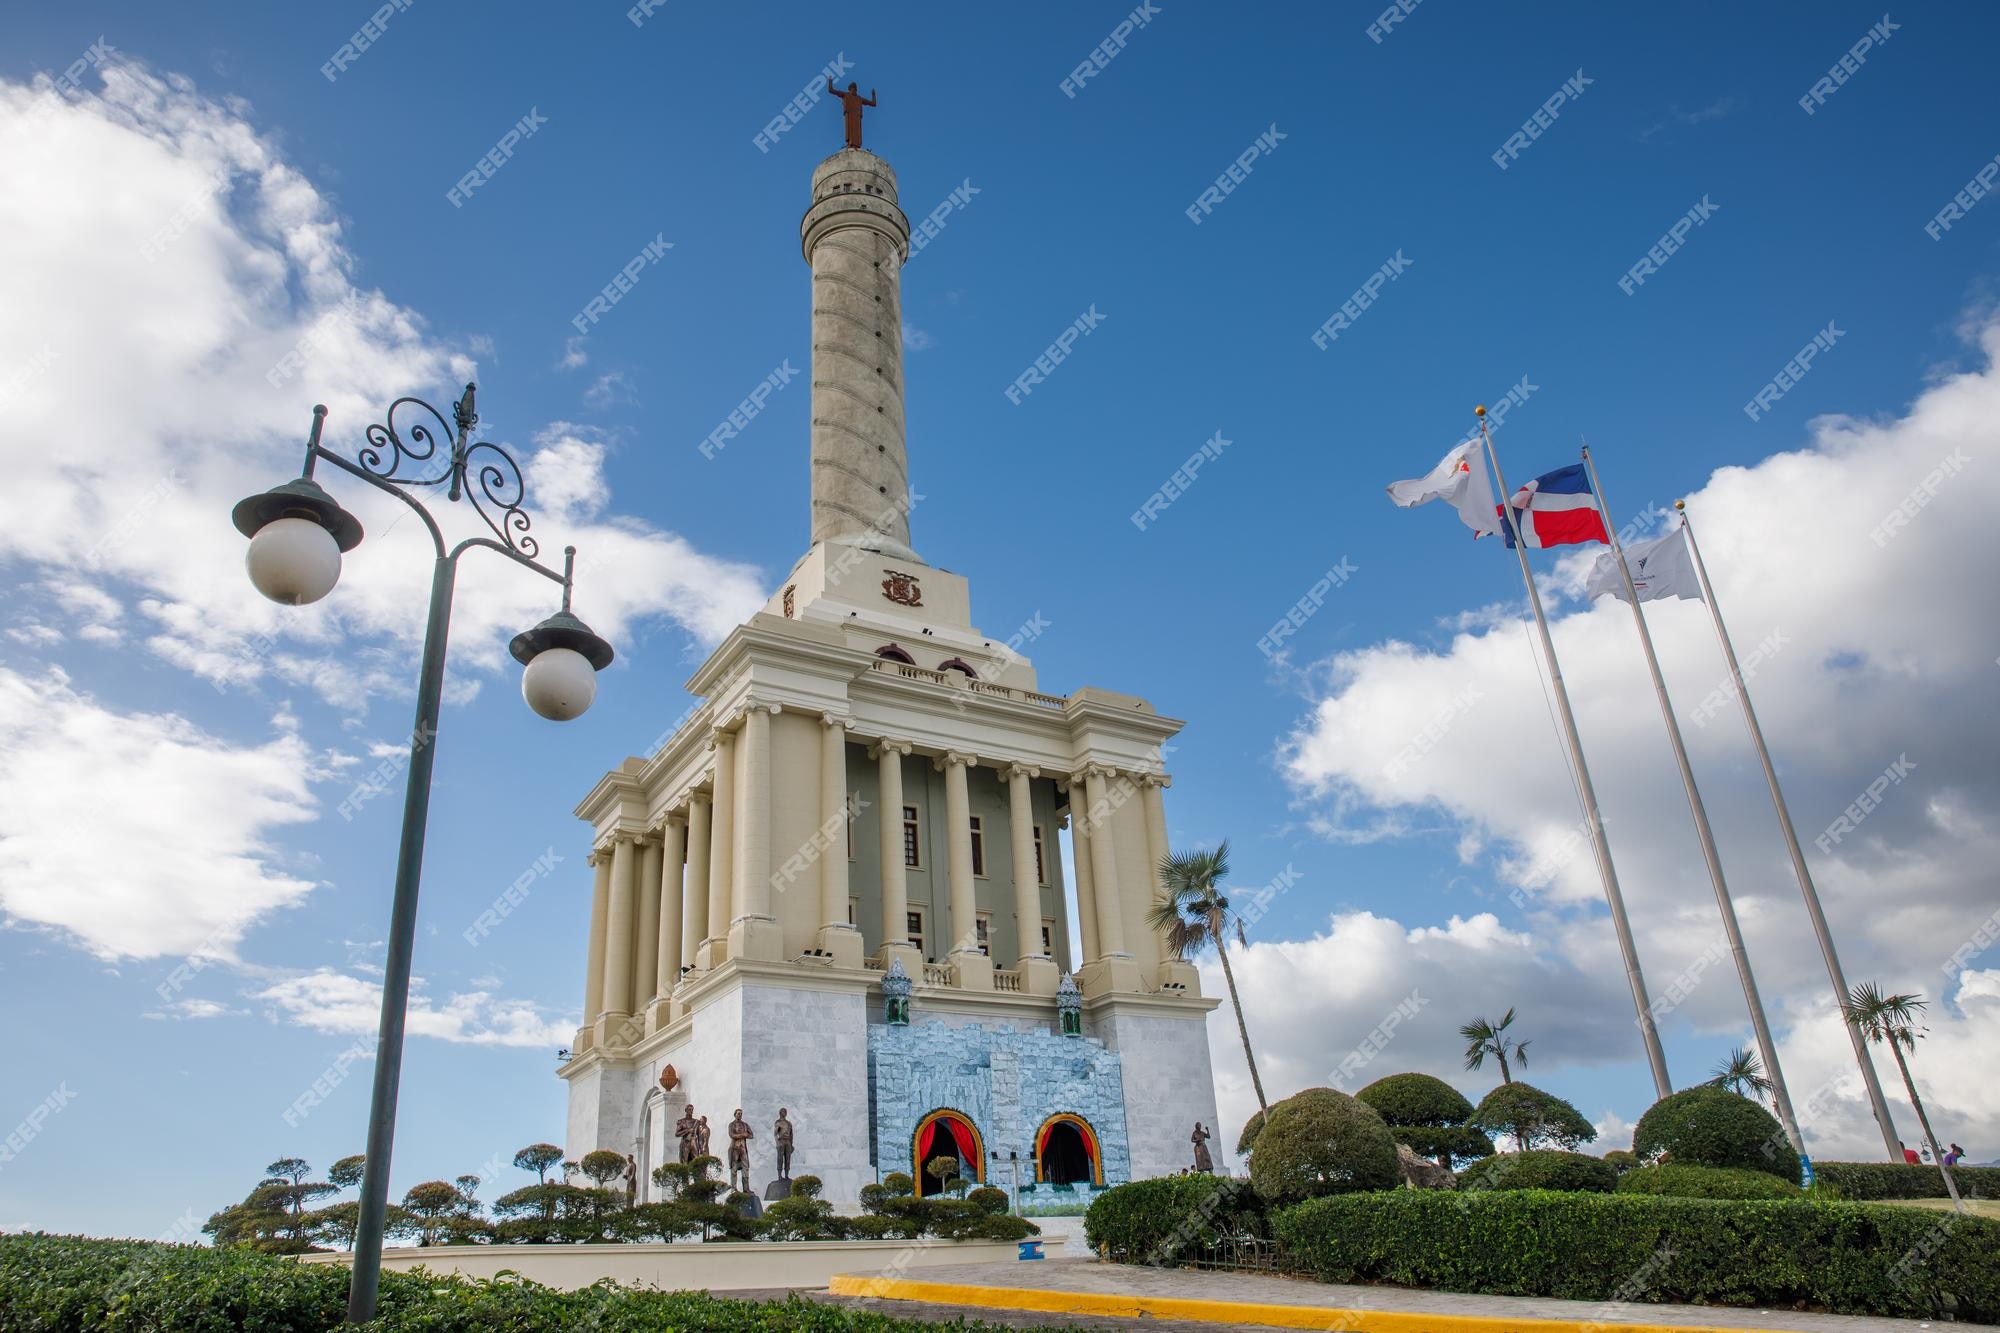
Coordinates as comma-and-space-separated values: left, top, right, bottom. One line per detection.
1152, 840, 1268, 1112
1460, 1008, 1530, 1084
1844, 983, 1963, 1212
1708, 1046, 1775, 1102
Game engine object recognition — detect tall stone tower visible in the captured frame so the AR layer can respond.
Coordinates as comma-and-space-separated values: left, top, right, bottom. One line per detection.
803, 149, 919, 563
558, 126, 1220, 1210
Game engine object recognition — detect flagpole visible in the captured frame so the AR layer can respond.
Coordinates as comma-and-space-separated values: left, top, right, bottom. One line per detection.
1581, 445, 1803, 1155
1477, 409, 1672, 1098
1677, 502, 1903, 1160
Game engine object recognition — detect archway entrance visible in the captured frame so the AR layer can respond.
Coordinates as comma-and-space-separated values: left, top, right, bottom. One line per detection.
1035, 1113, 1102, 1187
912, 1109, 984, 1197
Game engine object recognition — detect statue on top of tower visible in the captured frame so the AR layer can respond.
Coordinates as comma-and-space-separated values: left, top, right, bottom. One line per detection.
828, 79, 877, 150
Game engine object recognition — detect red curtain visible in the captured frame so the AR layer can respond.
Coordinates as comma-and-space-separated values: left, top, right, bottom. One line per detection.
944, 1116, 977, 1165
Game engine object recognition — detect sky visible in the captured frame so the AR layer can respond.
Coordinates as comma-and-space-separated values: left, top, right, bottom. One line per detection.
2, 2, 1998, 1238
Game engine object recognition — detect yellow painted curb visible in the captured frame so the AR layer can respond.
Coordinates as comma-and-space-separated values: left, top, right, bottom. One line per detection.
827, 1274, 1806, 1333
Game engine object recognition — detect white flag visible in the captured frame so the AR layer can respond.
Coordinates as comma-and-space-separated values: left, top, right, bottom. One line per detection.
1584, 529, 1702, 603
1386, 440, 1502, 536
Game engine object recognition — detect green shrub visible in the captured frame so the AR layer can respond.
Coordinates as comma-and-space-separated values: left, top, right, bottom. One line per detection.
1603, 1149, 1639, 1174
1269, 1191, 2000, 1321
1634, 1086, 1798, 1184
880, 1171, 915, 1195
1083, 1174, 1263, 1264
1249, 1088, 1399, 1207
1394, 1126, 1496, 1168
1617, 1164, 1803, 1200
0, 1233, 1087, 1331
1456, 1150, 1616, 1193
1237, 1109, 1266, 1156
1813, 1160, 2000, 1200
966, 1186, 1010, 1216
1357, 1072, 1475, 1127
1467, 1082, 1595, 1151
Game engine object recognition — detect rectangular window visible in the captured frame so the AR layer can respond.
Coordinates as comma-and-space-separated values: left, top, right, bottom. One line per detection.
969, 815, 986, 876
1032, 825, 1047, 884
1041, 920, 1055, 956
902, 805, 921, 867
847, 897, 858, 926
975, 911, 992, 956
906, 908, 926, 958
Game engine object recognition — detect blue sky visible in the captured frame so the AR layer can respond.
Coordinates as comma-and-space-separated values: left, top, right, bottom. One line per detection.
3, 2, 1999, 1236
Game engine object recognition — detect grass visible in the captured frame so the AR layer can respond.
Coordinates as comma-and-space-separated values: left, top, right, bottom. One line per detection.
1877, 1196, 2000, 1220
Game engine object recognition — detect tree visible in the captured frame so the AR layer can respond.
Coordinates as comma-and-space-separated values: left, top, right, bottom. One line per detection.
397, 1181, 462, 1246
1460, 1008, 1530, 1084
1357, 1072, 1493, 1168
1844, 983, 1964, 1211
513, 1143, 564, 1187
1246, 1087, 1399, 1207
202, 1180, 297, 1253
260, 1158, 334, 1249
1152, 840, 1268, 1112
1632, 1085, 1797, 1184
1467, 1081, 1595, 1151
328, 1155, 366, 1191
307, 1154, 368, 1250
925, 1154, 964, 1198
1708, 1047, 1774, 1102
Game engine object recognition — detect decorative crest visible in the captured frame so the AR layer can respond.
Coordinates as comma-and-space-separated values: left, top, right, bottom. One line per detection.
357, 383, 538, 557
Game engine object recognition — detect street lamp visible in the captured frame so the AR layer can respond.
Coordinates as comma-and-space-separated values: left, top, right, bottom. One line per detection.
232, 384, 612, 1324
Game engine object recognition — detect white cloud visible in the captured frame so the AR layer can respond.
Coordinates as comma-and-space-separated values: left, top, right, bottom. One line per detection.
1255, 316, 2000, 1162
902, 322, 933, 352
582, 370, 632, 409
0, 58, 764, 713
0, 665, 320, 961
558, 335, 588, 370
254, 968, 571, 1047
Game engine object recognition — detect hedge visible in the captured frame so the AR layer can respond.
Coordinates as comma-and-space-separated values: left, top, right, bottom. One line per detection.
1456, 1150, 1617, 1193
1634, 1086, 1798, 1184
0, 1233, 1086, 1332
1812, 1160, 1999, 1200
1082, 1174, 1263, 1265
1616, 1164, 1804, 1200
1270, 1190, 2000, 1321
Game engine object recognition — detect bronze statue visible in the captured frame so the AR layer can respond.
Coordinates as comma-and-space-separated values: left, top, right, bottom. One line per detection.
623, 1153, 638, 1204
774, 1107, 795, 1179
727, 1108, 755, 1193
828, 80, 877, 150
1191, 1122, 1213, 1174
694, 1115, 712, 1159
674, 1103, 698, 1163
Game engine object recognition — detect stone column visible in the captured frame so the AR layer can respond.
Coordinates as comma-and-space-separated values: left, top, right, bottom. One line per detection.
579, 845, 612, 1050
597, 833, 638, 1047
650, 814, 686, 1032
634, 834, 662, 1017
1143, 775, 1197, 991
1080, 766, 1141, 995
1007, 764, 1059, 996
801, 148, 918, 563
872, 740, 920, 971
942, 752, 991, 990
1068, 809, 1100, 966
700, 731, 736, 969
683, 792, 712, 972
817, 714, 863, 967
729, 702, 783, 961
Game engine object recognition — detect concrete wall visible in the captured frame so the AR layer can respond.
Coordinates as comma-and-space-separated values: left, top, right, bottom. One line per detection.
299, 1236, 1056, 1293
1092, 1006, 1220, 1182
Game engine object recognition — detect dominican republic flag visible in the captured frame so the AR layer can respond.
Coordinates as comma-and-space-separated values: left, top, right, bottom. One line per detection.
1497, 464, 1611, 548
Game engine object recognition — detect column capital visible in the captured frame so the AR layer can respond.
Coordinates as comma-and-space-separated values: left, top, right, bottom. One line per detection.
1003, 762, 1041, 783
820, 711, 851, 729
710, 724, 739, 748
934, 749, 977, 771
663, 809, 688, 829
1139, 772, 1172, 789
688, 786, 713, 807
1074, 762, 1119, 785
869, 738, 913, 759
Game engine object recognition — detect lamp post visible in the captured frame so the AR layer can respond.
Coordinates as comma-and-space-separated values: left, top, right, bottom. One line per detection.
231, 385, 613, 1324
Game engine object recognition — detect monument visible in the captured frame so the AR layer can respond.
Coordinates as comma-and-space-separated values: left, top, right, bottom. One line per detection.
558, 85, 1221, 1211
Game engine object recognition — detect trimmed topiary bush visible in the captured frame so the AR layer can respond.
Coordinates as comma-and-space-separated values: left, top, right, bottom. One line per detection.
965, 1186, 1009, 1216
1356, 1073, 1492, 1167
1466, 1082, 1596, 1151
1084, 1174, 1263, 1265
1237, 1109, 1266, 1157
1617, 1164, 1804, 1200
1455, 1150, 1616, 1193
1248, 1088, 1399, 1208
1813, 1160, 1999, 1200
1634, 1086, 1798, 1185
1269, 1191, 2000, 1321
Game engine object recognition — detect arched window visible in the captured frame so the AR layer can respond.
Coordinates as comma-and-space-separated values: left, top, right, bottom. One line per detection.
911, 1109, 985, 1196
937, 657, 978, 679
875, 644, 916, 665
1034, 1113, 1103, 1187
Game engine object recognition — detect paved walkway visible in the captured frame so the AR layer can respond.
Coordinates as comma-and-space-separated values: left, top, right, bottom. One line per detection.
826, 1259, 1947, 1333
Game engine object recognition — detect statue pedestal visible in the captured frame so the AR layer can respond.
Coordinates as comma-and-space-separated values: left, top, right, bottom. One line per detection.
1017, 955, 1062, 996
949, 949, 994, 991
762, 1176, 793, 1201
815, 923, 866, 968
